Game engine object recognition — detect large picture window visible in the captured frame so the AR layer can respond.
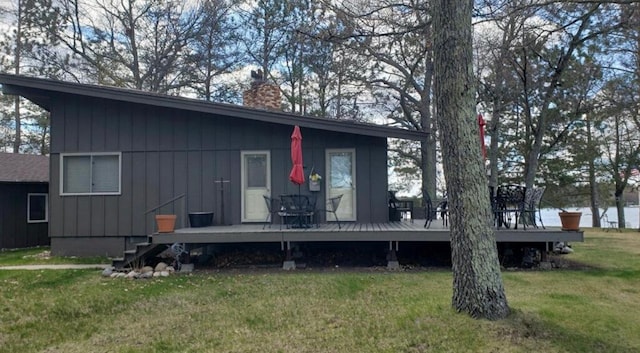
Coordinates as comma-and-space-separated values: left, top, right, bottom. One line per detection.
61, 153, 121, 195
27, 193, 48, 223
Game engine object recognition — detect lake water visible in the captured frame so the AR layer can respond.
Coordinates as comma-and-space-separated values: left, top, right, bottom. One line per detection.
540, 207, 640, 228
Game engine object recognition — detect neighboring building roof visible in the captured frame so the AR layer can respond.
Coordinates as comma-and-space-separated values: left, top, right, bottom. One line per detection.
0, 74, 428, 141
0, 152, 49, 183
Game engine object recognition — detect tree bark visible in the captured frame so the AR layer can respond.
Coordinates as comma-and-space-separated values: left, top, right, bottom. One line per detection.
432, 0, 509, 320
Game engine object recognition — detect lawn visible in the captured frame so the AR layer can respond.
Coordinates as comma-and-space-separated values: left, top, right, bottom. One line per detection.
1, 230, 638, 353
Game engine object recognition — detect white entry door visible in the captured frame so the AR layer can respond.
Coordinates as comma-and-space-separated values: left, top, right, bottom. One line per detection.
326, 149, 356, 221
241, 151, 271, 222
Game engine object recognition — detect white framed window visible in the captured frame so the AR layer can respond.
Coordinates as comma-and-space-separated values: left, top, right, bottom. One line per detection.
60, 153, 121, 195
27, 193, 48, 223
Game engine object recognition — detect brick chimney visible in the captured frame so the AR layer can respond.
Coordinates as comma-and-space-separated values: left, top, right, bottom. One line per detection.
243, 70, 282, 111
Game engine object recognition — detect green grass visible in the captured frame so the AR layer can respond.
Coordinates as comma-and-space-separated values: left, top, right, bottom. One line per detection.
0, 247, 109, 266
1, 230, 639, 352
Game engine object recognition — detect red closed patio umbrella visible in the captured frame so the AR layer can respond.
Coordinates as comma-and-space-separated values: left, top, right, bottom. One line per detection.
478, 114, 487, 160
289, 125, 305, 185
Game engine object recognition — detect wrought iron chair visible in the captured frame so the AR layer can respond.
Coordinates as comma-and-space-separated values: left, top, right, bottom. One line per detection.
436, 199, 449, 227
262, 195, 280, 229
279, 195, 314, 229
423, 190, 435, 228
493, 184, 527, 229
522, 187, 546, 229
320, 194, 343, 229
603, 212, 619, 232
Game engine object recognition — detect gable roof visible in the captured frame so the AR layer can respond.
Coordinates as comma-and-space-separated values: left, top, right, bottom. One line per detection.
0, 152, 49, 183
0, 74, 428, 141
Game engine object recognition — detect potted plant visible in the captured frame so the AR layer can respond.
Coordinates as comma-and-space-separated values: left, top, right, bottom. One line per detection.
309, 170, 322, 192
558, 208, 582, 231
155, 214, 177, 233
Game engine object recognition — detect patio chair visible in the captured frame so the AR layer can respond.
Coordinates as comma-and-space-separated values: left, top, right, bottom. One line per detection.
436, 199, 449, 227
262, 195, 280, 229
603, 212, 619, 232
279, 194, 314, 229
388, 191, 401, 222
494, 184, 527, 229
423, 190, 435, 228
522, 187, 546, 229
319, 194, 342, 229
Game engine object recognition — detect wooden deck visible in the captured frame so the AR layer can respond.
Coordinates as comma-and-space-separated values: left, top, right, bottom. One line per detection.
151, 221, 584, 245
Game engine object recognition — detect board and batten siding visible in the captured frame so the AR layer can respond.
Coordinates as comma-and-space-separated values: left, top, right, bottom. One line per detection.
48, 93, 388, 256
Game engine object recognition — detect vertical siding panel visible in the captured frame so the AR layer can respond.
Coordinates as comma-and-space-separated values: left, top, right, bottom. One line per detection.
91, 99, 106, 152
104, 196, 119, 236
201, 114, 216, 150
187, 112, 202, 150
64, 96, 79, 152
187, 151, 203, 212
117, 153, 132, 236
173, 111, 188, 151
214, 150, 232, 224
131, 106, 146, 152
202, 150, 216, 218
159, 111, 174, 151
49, 97, 64, 154
146, 152, 161, 234
158, 151, 174, 212
91, 197, 105, 236
63, 196, 77, 236
77, 197, 91, 236
356, 141, 371, 222
104, 102, 119, 151
131, 152, 147, 235
120, 105, 134, 152
77, 99, 92, 152
214, 117, 230, 150
146, 108, 160, 151
173, 151, 187, 226
49, 154, 63, 238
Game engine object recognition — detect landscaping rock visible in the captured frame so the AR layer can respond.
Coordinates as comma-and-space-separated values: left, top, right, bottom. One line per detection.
154, 262, 168, 272
140, 266, 154, 274
101, 267, 114, 277
160, 271, 170, 277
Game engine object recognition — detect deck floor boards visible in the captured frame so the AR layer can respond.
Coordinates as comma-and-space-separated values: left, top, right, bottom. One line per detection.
151, 220, 583, 245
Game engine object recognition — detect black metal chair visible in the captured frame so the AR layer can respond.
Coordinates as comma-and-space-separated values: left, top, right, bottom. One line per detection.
262, 195, 280, 229
279, 194, 314, 229
436, 199, 449, 227
494, 185, 527, 229
423, 190, 435, 228
388, 191, 401, 222
321, 194, 342, 229
522, 187, 546, 229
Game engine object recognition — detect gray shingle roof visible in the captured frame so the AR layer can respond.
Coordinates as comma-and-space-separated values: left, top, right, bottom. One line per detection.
0, 152, 49, 183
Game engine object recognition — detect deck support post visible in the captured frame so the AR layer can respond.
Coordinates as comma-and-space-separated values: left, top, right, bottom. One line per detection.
282, 241, 296, 270
387, 241, 400, 270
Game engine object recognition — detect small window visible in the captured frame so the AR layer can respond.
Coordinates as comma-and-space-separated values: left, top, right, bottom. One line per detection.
28, 193, 48, 223
61, 153, 121, 195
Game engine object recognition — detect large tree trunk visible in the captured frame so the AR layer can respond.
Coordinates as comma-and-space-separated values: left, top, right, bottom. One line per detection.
432, 0, 509, 320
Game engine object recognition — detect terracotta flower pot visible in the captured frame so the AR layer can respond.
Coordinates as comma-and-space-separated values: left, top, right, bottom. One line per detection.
559, 211, 581, 231
155, 214, 177, 233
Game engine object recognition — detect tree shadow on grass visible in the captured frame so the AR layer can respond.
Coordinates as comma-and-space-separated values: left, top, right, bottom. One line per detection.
498, 309, 638, 353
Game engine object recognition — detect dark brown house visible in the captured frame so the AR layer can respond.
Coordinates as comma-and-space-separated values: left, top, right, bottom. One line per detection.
0, 74, 426, 257
0, 152, 49, 249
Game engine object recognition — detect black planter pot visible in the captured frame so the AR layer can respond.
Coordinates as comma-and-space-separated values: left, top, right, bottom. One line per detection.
189, 212, 214, 227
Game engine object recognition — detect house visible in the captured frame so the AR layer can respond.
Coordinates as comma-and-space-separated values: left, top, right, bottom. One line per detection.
0, 152, 49, 249
0, 74, 427, 257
